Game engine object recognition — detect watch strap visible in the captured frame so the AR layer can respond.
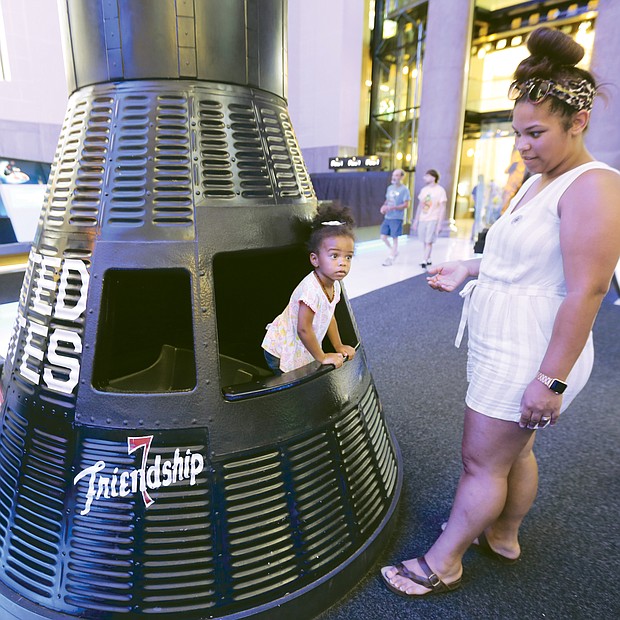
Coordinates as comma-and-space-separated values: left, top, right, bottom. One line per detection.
536, 371, 567, 394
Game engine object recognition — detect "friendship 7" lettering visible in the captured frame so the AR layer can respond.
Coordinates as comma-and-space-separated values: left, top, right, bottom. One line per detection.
73, 435, 205, 516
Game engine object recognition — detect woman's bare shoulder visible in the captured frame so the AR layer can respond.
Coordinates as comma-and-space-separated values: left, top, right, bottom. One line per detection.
564, 165, 620, 206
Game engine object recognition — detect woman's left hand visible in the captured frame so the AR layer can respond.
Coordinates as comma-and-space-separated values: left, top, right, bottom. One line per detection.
518, 379, 562, 430
427, 261, 470, 292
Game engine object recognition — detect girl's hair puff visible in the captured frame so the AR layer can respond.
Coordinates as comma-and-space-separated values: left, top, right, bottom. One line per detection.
307, 202, 355, 254
514, 27, 597, 122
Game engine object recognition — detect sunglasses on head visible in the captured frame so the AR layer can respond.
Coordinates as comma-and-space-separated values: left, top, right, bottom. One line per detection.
508, 77, 596, 112
508, 79, 569, 104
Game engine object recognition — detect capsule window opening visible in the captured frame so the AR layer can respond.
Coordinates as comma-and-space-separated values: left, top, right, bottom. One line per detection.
213, 245, 359, 392
92, 268, 196, 392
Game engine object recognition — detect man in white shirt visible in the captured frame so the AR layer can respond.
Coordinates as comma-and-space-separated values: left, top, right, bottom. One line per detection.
412, 169, 447, 267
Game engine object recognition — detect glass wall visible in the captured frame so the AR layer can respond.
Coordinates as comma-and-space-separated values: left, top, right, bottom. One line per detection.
468, 20, 595, 114
461, 123, 522, 236
367, 1, 426, 173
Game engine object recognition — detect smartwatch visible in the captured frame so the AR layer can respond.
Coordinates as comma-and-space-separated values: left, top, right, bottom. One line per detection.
536, 372, 568, 395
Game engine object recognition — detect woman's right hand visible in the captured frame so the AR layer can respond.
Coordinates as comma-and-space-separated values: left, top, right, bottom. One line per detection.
519, 378, 562, 429
426, 260, 471, 292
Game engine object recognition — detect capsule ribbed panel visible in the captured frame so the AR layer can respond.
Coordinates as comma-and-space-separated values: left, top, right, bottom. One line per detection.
35, 81, 314, 244
0, 385, 396, 616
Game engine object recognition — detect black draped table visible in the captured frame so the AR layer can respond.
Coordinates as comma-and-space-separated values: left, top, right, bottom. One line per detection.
310, 171, 391, 227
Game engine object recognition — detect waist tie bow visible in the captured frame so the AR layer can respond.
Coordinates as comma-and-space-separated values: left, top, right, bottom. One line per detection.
455, 279, 478, 348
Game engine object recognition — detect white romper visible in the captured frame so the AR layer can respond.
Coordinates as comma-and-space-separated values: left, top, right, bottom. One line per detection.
457, 161, 618, 422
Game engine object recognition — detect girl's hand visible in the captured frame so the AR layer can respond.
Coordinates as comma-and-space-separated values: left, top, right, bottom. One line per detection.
518, 379, 562, 430
336, 345, 356, 361
322, 352, 345, 368
427, 261, 470, 292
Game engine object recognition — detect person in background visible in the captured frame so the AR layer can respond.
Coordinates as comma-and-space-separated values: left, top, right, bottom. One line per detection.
381, 26, 620, 597
262, 203, 356, 374
380, 168, 410, 266
412, 169, 447, 268
485, 179, 503, 226
501, 146, 528, 215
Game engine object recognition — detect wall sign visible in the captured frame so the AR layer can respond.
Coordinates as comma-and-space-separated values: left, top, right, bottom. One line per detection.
329, 156, 382, 170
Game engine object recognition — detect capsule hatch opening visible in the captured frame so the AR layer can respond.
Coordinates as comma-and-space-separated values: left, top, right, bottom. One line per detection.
213, 245, 359, 395
92, 268, 196, 393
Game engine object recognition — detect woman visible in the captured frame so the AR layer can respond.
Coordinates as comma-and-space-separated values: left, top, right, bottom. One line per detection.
381, 26, 620, 597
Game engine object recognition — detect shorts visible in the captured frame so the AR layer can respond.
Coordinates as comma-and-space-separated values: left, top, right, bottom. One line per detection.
380, 219, 403, 238
263, 349, 283, 375
418, 220, 439, 244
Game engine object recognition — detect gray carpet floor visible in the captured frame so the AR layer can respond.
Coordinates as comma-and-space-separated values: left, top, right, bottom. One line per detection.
318, 274, 620, 620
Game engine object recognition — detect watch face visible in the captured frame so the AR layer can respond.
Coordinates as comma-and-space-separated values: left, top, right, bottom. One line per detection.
549, 379, 568, 394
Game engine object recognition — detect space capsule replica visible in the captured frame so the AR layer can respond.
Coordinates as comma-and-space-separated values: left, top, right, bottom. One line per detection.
0, 1, 401, 618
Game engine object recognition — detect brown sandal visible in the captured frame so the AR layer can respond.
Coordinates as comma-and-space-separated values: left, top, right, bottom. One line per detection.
476, 531, 520, 565
380, 555, 462, 598
441, 522, 520, 565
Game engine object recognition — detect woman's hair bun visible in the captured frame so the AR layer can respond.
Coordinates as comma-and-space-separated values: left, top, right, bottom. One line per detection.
513, 26, 597, 112
526, 27, 584, 67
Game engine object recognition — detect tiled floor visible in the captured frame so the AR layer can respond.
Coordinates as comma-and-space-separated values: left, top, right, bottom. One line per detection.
345, 234, 475, 299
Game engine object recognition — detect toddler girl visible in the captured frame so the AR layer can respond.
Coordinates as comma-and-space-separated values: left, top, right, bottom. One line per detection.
262, 204, 357, 374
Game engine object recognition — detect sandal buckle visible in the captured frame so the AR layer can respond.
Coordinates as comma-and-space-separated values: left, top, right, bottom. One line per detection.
427, 572, 441, 588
